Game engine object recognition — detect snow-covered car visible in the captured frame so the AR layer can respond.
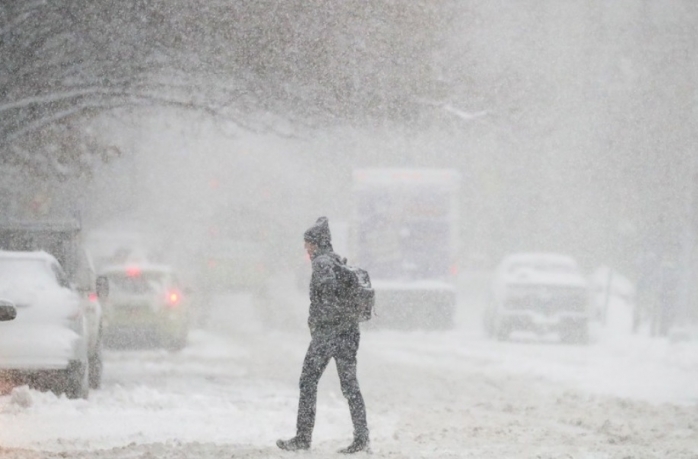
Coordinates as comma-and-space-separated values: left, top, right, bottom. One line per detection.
485, 253, 591, 343
0, 251, 90, 399
100, 264, 189, 350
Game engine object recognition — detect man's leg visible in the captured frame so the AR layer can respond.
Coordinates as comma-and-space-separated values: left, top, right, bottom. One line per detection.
335, 330, 369, 447
296, 337, 332, 442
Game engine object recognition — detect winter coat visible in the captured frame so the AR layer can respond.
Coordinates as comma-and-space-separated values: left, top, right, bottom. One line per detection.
307, 247, 357, 335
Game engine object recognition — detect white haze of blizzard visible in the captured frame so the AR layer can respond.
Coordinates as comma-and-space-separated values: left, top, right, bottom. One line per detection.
84, 109, 509, 280
83, 110, 324, 274
82, 102, 643, 285
0, 289, 696, 452
56, 0, 697, 295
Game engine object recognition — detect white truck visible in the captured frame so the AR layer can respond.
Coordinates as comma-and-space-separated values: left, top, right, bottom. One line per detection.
351, 169, 460, 329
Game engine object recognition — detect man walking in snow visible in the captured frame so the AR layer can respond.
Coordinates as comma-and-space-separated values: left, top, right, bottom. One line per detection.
277, 217, 370, 454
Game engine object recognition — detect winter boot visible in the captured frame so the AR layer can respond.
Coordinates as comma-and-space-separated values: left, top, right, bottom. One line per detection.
276, 436, 311, 451
338, 437, 371, 454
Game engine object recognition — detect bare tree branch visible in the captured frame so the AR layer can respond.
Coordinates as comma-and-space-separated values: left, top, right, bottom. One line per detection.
1, 0, 450, 178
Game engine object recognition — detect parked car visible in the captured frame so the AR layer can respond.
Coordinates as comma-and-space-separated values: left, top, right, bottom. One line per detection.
0, 251, 91, 398
485, 253, 591, 344
100, 263, 189, 350
0, 217, 107, 389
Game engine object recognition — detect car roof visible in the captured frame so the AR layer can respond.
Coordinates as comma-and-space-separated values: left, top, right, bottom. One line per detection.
0, 250, 58, 264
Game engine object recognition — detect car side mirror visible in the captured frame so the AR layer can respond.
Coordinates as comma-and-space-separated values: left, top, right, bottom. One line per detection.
0, 300, 17, 321
96, 276, 109, 300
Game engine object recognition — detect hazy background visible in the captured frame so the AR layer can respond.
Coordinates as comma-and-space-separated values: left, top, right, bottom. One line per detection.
2, 0, 697, 321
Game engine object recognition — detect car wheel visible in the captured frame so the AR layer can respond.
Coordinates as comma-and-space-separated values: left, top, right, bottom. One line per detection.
88, 341, 103, 389
64, 360, 89, 400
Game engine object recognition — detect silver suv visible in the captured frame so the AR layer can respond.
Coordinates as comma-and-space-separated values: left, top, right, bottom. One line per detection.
485, 253, 591, 344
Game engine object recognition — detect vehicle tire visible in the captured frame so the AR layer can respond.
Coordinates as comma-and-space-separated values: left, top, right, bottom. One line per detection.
88, 341, 103, 390
64, 360, 89, 400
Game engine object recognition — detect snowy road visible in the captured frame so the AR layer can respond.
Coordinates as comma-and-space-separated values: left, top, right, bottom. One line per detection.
1, 280, 697, 458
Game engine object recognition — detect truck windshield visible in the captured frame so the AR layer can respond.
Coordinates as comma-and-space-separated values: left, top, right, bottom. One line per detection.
355, 188, 452, 280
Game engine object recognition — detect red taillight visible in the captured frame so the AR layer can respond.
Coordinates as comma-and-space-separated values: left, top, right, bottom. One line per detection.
450, 264, 459, 276
88, 292, 98, 302
167, 291, 181, 307
126, 266, 141, 277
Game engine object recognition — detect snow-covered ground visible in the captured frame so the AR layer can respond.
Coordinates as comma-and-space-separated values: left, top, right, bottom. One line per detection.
0, 274, 697, 458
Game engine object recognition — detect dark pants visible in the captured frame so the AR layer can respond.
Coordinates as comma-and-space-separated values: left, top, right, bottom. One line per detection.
296, 327, 368, 442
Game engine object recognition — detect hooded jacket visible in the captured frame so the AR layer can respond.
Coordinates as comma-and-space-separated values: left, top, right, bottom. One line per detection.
304, 217, 356, 333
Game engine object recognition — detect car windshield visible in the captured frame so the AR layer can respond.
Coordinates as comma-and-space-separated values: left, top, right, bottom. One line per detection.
0, 258, 56, 287
106, 271, 166, 294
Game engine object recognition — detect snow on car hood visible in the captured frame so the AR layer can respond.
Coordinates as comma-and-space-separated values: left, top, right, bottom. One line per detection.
0, 278, 80, 321
0, 252, 80, 320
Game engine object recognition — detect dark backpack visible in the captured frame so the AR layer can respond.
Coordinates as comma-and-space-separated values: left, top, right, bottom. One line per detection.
333, 258, 374, 322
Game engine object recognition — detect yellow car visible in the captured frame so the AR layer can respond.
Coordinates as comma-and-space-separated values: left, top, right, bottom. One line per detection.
100, 264, 189, 350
